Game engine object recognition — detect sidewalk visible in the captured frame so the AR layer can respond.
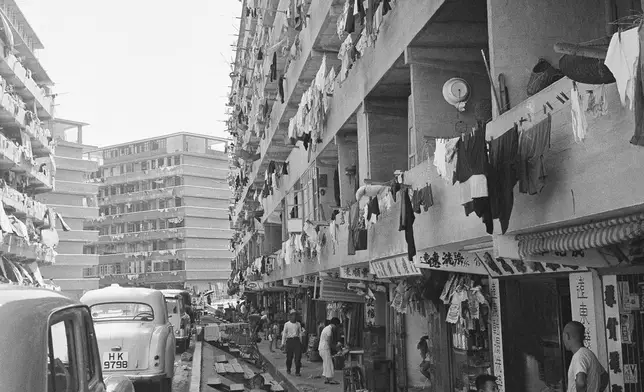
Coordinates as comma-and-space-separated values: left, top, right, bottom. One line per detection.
256, 340, 342, 392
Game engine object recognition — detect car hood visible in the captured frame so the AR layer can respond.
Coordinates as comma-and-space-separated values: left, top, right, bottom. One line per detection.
94, 322, 155, 371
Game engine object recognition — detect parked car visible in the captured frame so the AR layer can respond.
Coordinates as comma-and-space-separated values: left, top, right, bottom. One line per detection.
0, 285, 135, 392
161, 289, 194, 324
81, 284, 176, 392
161, 290, 191, 351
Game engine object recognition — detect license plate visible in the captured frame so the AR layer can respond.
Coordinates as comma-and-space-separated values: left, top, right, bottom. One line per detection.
102, 352, 129, 370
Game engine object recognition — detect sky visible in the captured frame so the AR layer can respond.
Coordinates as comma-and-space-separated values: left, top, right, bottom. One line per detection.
17, 0, 242, 147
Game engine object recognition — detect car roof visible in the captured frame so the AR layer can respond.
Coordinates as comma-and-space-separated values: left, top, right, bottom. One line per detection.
161, 289, 190, 296
80, 285, 165, 306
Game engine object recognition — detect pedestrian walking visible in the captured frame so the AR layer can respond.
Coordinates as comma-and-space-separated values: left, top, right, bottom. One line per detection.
563, 321, 608, 392
268, 321, 279, 352
281, 309, 302, 376
318, 317, 340, 385
300, 322, 309, 355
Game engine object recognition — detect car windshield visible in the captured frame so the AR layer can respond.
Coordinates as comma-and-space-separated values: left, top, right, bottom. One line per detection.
166, 298, 179, 314
90, 302, 155, 321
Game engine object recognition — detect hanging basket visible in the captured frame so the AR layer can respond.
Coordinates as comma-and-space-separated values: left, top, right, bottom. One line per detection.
526, 58, 564, 96
558, 54, 615, 84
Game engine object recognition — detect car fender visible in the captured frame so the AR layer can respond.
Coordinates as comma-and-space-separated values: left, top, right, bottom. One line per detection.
104, 375, 135, 392
147, 325, 171, 377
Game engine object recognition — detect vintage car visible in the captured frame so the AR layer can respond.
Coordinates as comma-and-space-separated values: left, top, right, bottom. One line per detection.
0, 285, 135, 392
161, 289, 192, 351
81, 284, 176, 392
162, 289, 194, 325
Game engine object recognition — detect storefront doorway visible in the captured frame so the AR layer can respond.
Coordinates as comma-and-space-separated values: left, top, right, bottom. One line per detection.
500, 277, 572, 392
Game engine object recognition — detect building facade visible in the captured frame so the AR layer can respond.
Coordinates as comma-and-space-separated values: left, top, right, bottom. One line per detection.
84, 132, 232, 295
37, 119, 100, 299
228, 1, 644, 392
0, 0, 65, 290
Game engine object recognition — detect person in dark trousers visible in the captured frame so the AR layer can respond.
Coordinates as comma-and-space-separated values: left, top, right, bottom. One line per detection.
281, 309, 303, 376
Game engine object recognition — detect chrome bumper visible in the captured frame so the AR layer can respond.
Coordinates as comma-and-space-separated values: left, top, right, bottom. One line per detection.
107, 372, 167, 383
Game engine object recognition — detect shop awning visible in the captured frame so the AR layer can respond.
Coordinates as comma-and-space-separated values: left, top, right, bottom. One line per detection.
317, 278, 365, 303
517, 212, 644, 257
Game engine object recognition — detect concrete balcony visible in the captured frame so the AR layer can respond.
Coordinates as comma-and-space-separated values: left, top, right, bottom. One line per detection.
96, 270, 187, 286
0, 53, 54, 119
98, 248, 232, 264
55, 180, 99, 196
59, 230, 99, 243
96, 227, 232, 244
55, 156, 98, 172
98, 186, 231, 206
55, 253, 100, 266
92, 207, 182, 225
0, 91, 52, 156
0, 184, 46, 223
0, 132, 53, 191
102, 164, 223, 186
50, 204, 99, 220
185, 270, 230, 281
0, 233, 55, 264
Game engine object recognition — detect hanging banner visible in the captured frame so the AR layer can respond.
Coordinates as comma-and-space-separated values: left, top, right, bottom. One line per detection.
489, 278, 505, 392
569, 272, 600, 354
340, 264, 379, 281
416, 250, 488, 275
370, 256, 421, 279
602, 275, 625, 392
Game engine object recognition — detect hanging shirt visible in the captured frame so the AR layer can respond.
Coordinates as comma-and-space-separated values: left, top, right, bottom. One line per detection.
399, 189, 416, 261
605, 27, 640, 110
570, 83, 588, 143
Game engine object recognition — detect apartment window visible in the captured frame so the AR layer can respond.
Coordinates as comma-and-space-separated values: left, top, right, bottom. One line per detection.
114, 264, 122, 274
127, 223, 135, 233
141, 181, 150, 191
159, 199, 166, 209
110, 186, 116, 196
125, 163, 134, 173
134, 222, 141, 232
127, 243, 136, 253
174, 155, 181, 165
166, 157, 172, 167
141, 161, 147, 171
118, 204, 126, 214
83, 245, 96, 254
150, 159, 156, 169
149, 220, 157, 230
110, 225, 117, 235
159, 220, 167, 230
116, 224, 125, 234
158, 158, 165, 168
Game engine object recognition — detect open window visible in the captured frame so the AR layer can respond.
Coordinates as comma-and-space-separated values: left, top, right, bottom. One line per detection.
48, 310, 81, 392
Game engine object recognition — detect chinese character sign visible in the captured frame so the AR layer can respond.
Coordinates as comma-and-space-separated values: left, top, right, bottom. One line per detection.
489, 279, 505, 392
570, 272, 597, 354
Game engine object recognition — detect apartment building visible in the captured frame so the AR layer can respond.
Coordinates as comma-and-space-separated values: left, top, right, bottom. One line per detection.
229, 1, 644, 391
0, 1, 62, 288
37, 119, 100, 299
84, 132, 232, 295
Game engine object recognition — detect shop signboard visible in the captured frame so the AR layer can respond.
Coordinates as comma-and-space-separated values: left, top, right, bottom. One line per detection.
480, 252, 588, 277
489, 278, 505, 392
416, 250, 488, 275
339, 265, 380, 281
244, 281, 264, 292
569, 272, 598, 354
370, 256, 421, 279
602, 275, 625, 391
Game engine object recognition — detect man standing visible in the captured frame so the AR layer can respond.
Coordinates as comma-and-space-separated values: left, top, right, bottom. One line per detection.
417, 336, 433, 383
563, 321, 609, 392
282, 309, 303, 376
318, 317, 341, 385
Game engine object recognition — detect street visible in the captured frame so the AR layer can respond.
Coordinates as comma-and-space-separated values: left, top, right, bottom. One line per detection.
133, 343, 194, 392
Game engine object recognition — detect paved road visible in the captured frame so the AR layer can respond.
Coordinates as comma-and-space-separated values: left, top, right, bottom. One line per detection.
133, 341, 194, 392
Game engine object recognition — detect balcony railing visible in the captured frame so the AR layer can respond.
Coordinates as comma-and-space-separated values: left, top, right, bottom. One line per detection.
1, 233, 55, 264
0, 182, 46, 222
0, 53, 53, 118
0, 131, 53, 191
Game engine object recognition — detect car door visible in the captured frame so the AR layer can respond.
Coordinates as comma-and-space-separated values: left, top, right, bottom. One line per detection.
48, 306, 98, 392
79, 307, 106, 392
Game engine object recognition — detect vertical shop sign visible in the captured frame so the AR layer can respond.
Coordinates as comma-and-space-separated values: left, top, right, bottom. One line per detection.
569, 272, 599, 354
489, 278, 505, 392
602, 275, 625, 392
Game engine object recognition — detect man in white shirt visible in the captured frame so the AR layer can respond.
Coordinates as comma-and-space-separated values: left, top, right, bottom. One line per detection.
281, 309, 302, 376
563, 321, 608, 392
318, 317, 341, 385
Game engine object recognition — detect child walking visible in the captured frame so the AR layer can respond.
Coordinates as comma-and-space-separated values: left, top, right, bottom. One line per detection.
268, 322, 279, 352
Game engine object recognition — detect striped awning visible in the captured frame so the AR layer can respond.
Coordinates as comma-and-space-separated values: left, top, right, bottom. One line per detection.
517, 212, 644, 257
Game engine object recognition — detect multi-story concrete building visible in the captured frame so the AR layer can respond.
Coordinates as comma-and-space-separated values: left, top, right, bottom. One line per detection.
37, 119, 100, 299
0, 1, 61, 287
229, 1, 644, 391
84, 132, 232, 295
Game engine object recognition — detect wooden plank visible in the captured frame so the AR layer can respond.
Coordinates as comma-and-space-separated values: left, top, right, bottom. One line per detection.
485, 77, 573, 141
230, 384, 245, 391
214, 355, 228, 363
215, 363, 227, 374
206, 377, 222, 386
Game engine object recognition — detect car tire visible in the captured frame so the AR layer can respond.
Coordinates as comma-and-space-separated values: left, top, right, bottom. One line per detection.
159, 377, 172, 392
